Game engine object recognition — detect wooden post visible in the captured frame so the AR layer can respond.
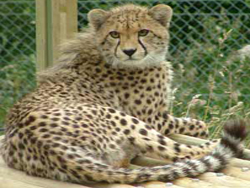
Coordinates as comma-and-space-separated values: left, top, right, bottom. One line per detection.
36, 0, 78, 71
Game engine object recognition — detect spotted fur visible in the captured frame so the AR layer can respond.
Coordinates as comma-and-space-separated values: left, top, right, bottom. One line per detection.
1, 4, 247, 184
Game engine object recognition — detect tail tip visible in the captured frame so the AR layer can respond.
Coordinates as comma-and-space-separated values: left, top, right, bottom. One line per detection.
223, 119, 248, 141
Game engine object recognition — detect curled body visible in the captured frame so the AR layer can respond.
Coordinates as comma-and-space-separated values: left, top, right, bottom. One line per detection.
1, 4, 247, 184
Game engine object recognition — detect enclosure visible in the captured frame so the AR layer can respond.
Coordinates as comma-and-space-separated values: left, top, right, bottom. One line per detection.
0, 0, 250, 187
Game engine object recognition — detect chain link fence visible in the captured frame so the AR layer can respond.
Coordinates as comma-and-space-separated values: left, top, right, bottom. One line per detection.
0, 0, 36, 128
1, 0, 250, 129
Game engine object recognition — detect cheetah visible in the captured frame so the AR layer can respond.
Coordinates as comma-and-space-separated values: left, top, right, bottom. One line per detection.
1, 4, 247, 184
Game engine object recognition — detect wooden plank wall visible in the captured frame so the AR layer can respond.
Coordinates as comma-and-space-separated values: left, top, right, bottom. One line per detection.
36, 0, 78, 71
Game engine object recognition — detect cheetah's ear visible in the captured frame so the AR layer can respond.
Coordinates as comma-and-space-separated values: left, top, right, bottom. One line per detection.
88, 9, 109, 30
148, 4, 173, 28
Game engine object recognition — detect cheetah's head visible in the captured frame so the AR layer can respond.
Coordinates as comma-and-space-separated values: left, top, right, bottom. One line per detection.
88, 4, 172, 69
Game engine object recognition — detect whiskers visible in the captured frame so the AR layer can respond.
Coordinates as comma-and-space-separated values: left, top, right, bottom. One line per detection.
105, 52, 166, 69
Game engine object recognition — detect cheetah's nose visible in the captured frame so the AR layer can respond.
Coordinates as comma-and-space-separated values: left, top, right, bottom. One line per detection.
123, 48, 137, 57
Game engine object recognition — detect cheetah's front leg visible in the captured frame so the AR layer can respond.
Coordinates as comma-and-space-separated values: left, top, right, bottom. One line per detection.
149, 111, 209, 138
142, 111, 218, 160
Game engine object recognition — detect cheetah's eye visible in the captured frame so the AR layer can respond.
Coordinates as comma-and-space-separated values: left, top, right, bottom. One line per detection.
138, 29, 149, 37
109, 31, 120, 38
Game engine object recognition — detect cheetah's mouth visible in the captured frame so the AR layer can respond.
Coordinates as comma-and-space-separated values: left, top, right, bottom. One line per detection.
125, 57, 142, 61
110, 53, 165, 69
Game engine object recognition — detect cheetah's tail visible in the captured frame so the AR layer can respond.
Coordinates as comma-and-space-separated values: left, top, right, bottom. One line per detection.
64, 120, 247, 184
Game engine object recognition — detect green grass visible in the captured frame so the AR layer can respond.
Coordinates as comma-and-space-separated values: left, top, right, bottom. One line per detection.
169, 22, 250, 146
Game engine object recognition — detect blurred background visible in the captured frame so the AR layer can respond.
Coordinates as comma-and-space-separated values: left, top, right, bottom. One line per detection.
0, 0, 250, 140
